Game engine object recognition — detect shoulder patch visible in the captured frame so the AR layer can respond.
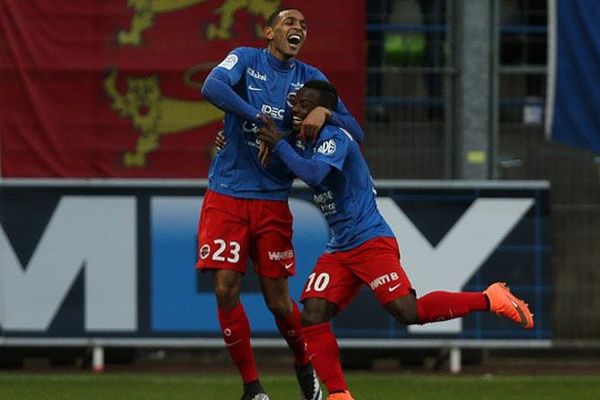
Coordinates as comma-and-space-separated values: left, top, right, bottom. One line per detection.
317, 139, 337, 155
218, 54, 238, 70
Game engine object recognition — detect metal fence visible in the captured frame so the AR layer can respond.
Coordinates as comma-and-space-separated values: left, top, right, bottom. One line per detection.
365, 0, 600, 340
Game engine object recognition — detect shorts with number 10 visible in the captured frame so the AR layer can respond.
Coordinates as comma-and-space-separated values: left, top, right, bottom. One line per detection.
300, 237, 414, 309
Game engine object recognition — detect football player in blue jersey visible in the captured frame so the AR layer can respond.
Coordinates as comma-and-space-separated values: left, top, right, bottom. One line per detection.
258, 80, 534, 400
197, 8, 363, 400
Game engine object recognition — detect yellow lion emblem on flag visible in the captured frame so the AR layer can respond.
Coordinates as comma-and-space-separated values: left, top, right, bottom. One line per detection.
118, 0, 281, 45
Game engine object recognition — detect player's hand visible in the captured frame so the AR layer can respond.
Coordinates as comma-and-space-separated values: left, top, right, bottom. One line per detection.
258, 141, 271, 167
300, 106, 331, 143
257, 114, 282, 148
214, 130, 226, 151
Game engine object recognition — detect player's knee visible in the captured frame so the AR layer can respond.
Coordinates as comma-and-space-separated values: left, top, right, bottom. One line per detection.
301, 300, 331, 326
386, 296, 419, 324
301, 308, 327, 327
265, 297, 291, 319
214, 281, 240, 305
396, 307, 419, 324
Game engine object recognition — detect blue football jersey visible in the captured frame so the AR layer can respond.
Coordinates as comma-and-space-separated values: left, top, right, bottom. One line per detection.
206, 47, 336, 200
309, 125, 394, 252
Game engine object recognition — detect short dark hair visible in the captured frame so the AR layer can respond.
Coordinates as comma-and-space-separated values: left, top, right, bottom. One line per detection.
302, 80, 339, 110
266, 8, 302, 27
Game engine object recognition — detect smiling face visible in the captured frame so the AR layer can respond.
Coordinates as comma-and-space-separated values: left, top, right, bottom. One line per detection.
264, 9, 307, 61
291, 87, 321, 132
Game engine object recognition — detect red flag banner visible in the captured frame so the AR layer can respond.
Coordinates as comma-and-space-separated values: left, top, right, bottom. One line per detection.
0, 0, 365, 178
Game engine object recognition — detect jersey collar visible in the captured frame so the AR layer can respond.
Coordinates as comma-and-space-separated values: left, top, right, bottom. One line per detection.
264, 48, 296, 72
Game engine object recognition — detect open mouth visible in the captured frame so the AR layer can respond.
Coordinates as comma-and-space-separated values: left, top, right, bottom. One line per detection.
292, 115, 304, 128
287, 34, 302, 47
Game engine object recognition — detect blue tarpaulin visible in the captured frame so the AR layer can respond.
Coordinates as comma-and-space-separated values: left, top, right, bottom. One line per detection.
546, 0, 600, 153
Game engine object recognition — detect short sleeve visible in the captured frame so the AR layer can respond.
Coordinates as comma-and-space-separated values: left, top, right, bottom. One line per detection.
312, 128, 351, 171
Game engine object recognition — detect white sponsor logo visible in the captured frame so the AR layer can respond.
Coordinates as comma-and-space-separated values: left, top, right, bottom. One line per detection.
261, 104, 285, 120
317, 139, 337, 155
267, 249, 294, 261
369, 272, 399, 290
284, 262, 294, 270
248, 84, 262, 91
313, 190, 337, 215
247, 67, 267, 81
242, 121, 259, 133
218, 54, 238, 70
388, 283, 402, 292
225, 339, 242, 347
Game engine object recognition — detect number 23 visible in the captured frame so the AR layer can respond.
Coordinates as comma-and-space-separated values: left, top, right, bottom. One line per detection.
212, 239, 240, 263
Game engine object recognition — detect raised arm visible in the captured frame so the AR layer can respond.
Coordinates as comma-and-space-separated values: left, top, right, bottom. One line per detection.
201, 51, 261, 122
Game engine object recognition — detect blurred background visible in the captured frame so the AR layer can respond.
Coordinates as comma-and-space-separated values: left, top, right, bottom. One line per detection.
1, 0, 599, 373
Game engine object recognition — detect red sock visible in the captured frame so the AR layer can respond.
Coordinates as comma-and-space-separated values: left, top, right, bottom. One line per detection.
303, 322, 347, 393
218, 303, 258, 383
416, 291, 488, 323
276, 301, 310, 366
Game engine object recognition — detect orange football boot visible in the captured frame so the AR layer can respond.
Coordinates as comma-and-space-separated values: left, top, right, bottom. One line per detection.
326, 391, 354, 400
484, 282, 534, 329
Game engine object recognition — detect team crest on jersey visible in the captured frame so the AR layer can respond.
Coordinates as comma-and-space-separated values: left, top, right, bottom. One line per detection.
286, 82, 304, 107
218, 54, 238, 70
286, 92, 297, 107
317, 139, 337, 155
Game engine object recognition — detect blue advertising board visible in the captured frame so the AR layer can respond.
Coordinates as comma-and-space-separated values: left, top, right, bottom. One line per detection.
0, 180, 551, 341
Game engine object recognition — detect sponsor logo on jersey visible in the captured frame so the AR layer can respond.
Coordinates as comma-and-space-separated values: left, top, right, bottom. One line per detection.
369, 272, 400, 290
261, 104, 285, 120
313, 190, 337, 215
218, 54, 238, 70
267, 249, 294, 261
317, 139, 337, 155
247, 67, 267, 81
242, 121, 259, 133
199, 244, 211, 259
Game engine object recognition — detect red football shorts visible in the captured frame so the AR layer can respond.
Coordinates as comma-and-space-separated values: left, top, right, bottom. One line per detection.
300, 237, 414, 310
196, 190, 295, 278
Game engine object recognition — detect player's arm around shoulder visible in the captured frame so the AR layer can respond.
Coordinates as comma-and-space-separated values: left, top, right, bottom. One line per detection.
307, 68, 365, 144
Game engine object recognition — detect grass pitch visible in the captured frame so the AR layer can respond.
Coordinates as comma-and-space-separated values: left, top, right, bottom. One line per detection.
1, 372, 600, 400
